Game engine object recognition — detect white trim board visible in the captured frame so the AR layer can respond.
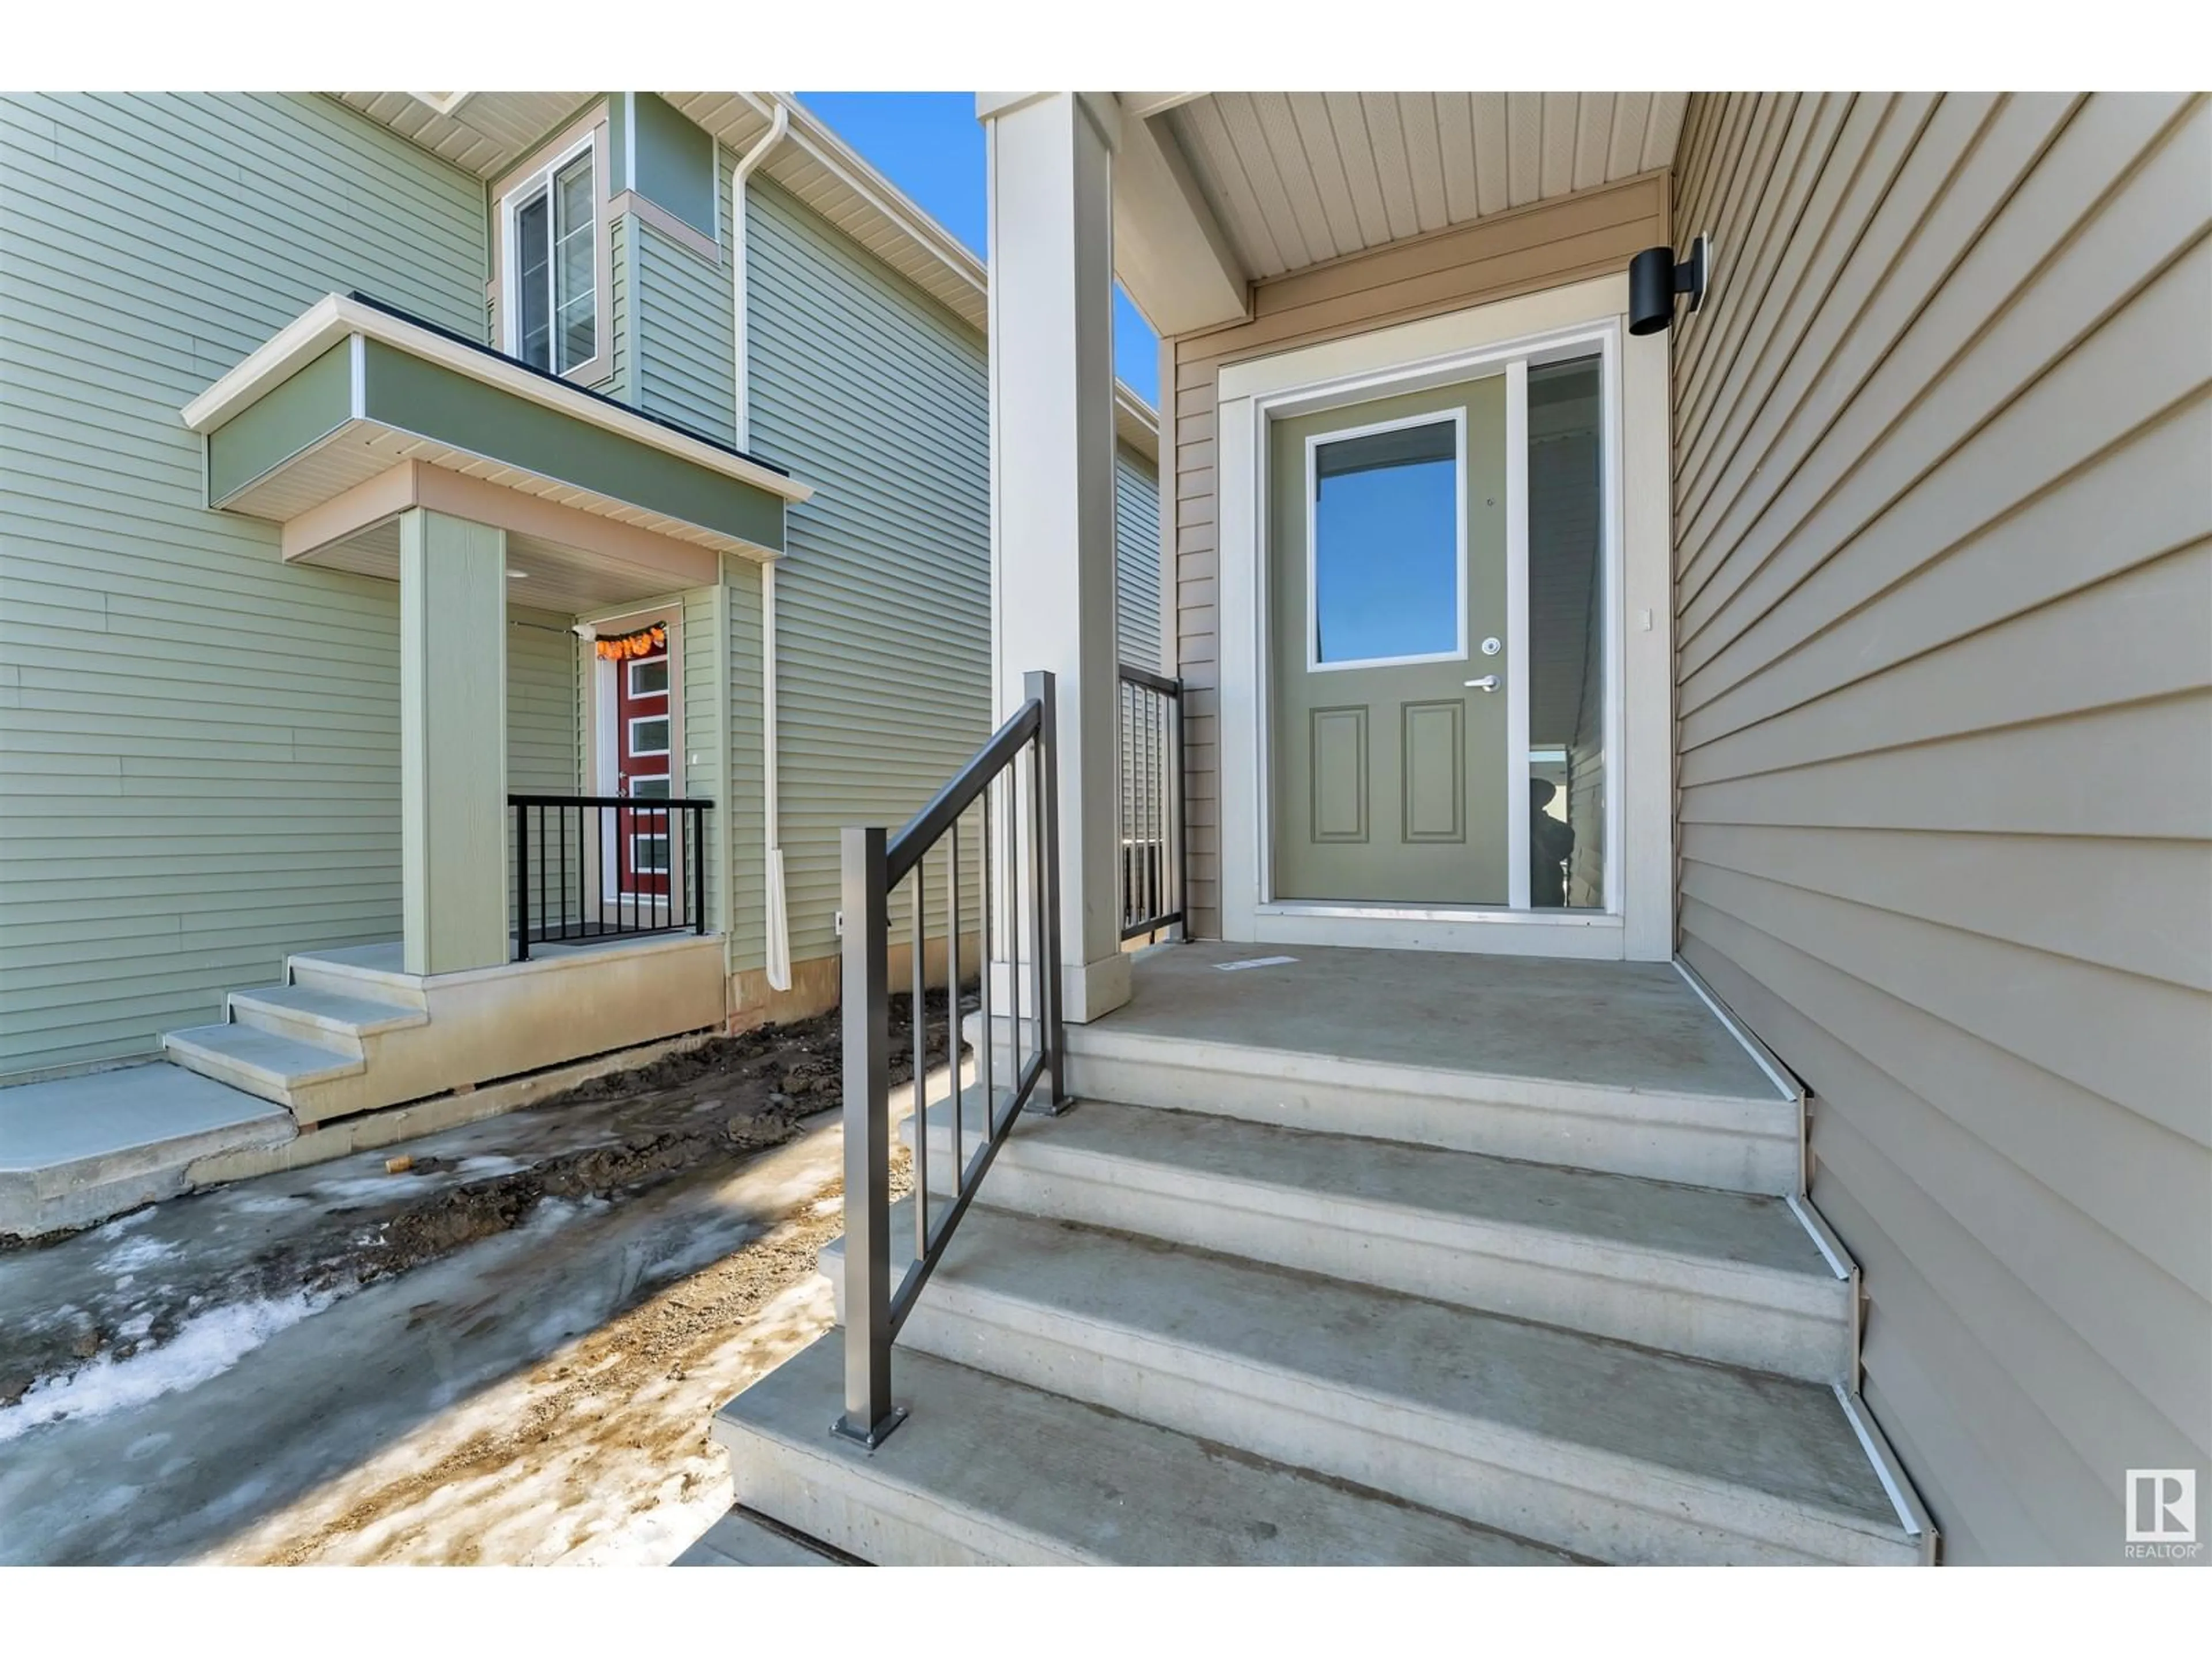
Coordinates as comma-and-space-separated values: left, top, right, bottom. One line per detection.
1215, 272, 1673, 961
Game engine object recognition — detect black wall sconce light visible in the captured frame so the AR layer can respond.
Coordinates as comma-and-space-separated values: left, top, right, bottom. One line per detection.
1628, 233, 1714, 335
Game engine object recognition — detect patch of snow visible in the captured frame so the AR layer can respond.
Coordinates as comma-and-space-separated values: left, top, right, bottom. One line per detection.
96, 1234, 180, 1276
313, 1175, 428, 1202
454, 1156, 527, 1177
226, 1192, 311, 1216
0, 1288, 338, 1445
95, 1209, 156, 1242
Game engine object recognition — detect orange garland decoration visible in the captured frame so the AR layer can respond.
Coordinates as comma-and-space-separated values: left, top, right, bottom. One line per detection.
593, 622, 667, 662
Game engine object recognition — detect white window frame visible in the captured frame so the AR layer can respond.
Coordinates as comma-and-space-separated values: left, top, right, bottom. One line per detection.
626, 832, 672, 876
625, 713, 672, 759
491, 110, 613, 388
625, 654, 670, 699
1304, 407, 1469, 674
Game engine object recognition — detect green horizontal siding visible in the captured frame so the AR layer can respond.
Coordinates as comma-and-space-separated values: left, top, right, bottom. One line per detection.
1114, 440, 1162, 672
636, 214, 737, 448
745, 179, 991, 968
0, 92, 488, 1079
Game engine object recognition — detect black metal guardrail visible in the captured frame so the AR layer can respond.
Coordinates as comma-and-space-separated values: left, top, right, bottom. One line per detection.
508, 794, 711, 961
832, 670, 1064, 1448
1118, 664, 1185, 941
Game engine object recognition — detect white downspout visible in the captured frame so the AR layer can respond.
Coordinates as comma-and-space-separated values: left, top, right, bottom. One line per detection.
734, 102, 791, 991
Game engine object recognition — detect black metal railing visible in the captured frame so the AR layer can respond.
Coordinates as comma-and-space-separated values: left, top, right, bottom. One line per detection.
508, 794, 711, 961
1118, 664, 1185, 940
834, 670, 1063, 1448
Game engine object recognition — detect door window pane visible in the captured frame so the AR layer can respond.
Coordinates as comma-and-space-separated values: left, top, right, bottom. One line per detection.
626, 658, 669, 697
626, 716, 671, 756
1525, 355, 1605, 910
514, 190, 551, 372
628, 778, 671, 800
1312, 419, 1460, 666
630, 835, 671, 874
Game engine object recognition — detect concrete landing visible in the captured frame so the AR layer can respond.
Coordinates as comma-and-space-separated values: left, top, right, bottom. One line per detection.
0, 1064, 293, 1238
1107, 942, 1783, 1100
713, 1335, 1580, 1565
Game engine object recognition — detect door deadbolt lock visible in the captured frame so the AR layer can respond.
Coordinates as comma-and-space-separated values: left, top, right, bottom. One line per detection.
1480, 637, 1502, 656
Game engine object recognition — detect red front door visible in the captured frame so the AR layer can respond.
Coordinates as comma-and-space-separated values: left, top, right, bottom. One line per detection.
615, 650, 672, 897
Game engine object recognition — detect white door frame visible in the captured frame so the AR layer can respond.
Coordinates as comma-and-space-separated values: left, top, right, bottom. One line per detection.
1215, 273, 1675, 961
581, 600, 685, 907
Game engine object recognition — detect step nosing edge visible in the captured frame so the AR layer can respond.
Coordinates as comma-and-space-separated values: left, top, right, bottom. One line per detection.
1069, 1027, 1787, 1116
992, 1149, 1835, 1288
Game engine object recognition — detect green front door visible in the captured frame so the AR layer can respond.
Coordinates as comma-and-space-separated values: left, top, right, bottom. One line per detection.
1270, 374, 1510, 904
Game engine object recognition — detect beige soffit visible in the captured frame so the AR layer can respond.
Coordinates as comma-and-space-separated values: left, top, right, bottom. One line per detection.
331, 92, 599, 178
181, 292, 812, 506
1154, 92, 1692, 282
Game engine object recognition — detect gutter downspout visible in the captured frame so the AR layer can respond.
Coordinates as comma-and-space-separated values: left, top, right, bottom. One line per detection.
734, 103, 791, 992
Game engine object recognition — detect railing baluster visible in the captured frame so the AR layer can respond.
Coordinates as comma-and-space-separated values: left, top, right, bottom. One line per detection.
978, 785, 993, 1165
911, 851, 927, 1260
944, 820, 960, 1217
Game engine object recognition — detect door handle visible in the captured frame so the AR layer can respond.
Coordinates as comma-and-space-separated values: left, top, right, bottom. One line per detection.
1464, 676, 1500, 692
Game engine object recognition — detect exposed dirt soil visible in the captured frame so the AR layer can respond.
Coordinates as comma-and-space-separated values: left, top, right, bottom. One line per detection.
0, 988, 965, 1414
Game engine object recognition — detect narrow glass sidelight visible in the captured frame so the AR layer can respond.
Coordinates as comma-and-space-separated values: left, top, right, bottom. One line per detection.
1524, 354, 1606, 910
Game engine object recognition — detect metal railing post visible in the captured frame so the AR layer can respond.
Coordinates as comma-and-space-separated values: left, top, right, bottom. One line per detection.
1025, 669, 1066, 1111
692, 804, 707, 934
832, 824, 903, 1447
513, 801, 530, 961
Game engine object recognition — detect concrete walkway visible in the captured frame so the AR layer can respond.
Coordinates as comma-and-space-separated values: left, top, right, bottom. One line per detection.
0, 1064, 291, 1238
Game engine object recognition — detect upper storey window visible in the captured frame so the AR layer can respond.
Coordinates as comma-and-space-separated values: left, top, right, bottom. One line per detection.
504, 141, 598, 375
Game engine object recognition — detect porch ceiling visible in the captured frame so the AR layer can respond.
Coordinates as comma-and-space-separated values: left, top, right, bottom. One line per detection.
1112, 92, 1690, 331
315, 518, 702, 613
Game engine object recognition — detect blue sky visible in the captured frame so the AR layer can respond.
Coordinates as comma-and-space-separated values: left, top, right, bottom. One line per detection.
796, 92, 1161, 407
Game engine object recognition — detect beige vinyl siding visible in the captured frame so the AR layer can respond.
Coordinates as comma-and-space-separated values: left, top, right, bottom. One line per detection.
0, 92, 488, 1080
1114, 440, 1163, 672
1668, 90, 2211, 1565
744, 178, 991, 968
1164, 173, 1669, 935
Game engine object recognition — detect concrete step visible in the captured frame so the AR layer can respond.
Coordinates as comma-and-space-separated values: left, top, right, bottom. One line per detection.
285, 945, 429, 1009
226, 983, 430, 1050
824, 1203, 1923, 1565
903, 1096, 1853, 1382
965, 1012, 1800, 1196
712, 1334, 1579, 1565
673, 1506, 850, 1566
161, 1022, 363, 1109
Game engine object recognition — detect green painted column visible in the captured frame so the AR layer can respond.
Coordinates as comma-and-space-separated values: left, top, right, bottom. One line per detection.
399, 508, 509, 975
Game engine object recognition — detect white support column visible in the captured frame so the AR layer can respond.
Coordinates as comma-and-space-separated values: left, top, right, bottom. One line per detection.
399, 507, 509, 976
980, 92, 1130, 1025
